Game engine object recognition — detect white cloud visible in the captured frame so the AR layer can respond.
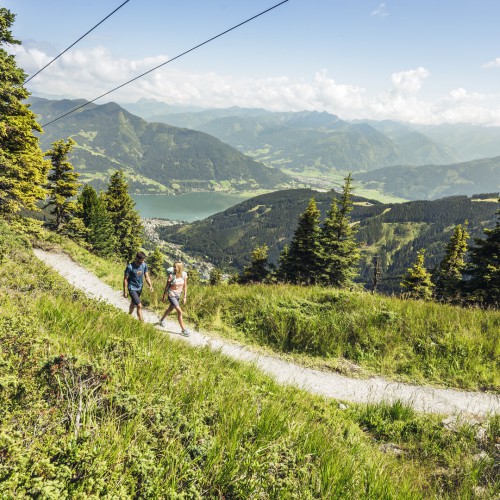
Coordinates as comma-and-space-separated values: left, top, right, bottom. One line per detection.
371, 3, 388, 19
11, 45, 500, 126
390, 67, 429, 94
482, 57, 500, 69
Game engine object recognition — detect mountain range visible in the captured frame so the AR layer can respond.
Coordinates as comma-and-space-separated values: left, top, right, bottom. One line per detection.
30, 96, 500, 200
141, 107, 457, 172
29, 97, 291, 194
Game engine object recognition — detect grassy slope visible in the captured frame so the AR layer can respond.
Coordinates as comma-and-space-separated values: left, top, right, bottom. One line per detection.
51, 234, 500, 392
1, 223, 499, 497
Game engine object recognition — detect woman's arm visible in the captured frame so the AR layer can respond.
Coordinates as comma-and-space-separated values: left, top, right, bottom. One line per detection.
183, 276, 188, 304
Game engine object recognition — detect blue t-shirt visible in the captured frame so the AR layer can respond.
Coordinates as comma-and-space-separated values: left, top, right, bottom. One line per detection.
125, 262, 148, 291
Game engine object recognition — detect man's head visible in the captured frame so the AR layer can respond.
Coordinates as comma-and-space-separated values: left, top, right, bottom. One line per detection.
135, 251, 146, 264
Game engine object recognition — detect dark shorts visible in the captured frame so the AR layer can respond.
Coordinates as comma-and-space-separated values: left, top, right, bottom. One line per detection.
129, 289, 142, 306
168, 293, 181, 308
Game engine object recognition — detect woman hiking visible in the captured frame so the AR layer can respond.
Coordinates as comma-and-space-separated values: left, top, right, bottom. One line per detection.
159, 260, 190, 336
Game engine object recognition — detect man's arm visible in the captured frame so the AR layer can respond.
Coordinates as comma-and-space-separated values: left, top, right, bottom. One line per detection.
145, 271, 153, 291
123, 275, 129, 297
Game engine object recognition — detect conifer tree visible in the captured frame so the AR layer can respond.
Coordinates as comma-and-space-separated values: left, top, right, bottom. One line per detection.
400, 249, 435, 300
371, 255, 382, 293
276, 244, 290, 282
87, 194, 116, 257
104, 170, 143, 260
0, 8, 49, 216
320, 174, 360, 287
209, 267, 222, 286
45, 139, 80, 230
279, 198, 322, 284
78, 184, 99, 228
239, 244, 270, 284
188, 267, 201, 285
435, 222, 469, 301
464, 201, 500, 306
148, 246, 166, 279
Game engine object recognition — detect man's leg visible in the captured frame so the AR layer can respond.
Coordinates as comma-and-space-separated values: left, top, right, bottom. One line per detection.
129, 290, 142, 319
136, 303, 143, 321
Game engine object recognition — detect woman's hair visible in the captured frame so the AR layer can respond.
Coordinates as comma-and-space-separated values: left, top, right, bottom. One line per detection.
173, 261, 184, 277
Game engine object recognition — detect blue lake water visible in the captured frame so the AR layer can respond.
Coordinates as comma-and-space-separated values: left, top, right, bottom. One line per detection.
132, 192, 251, 222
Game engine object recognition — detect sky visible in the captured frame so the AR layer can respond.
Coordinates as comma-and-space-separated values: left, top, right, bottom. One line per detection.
4, 0, 500, 125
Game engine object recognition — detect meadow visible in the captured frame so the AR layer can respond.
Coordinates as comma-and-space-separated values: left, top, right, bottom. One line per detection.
1, 222, 499, 497
49, 232, 500, 392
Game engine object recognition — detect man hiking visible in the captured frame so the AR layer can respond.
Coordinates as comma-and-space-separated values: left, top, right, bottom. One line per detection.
124, 251, 153, 321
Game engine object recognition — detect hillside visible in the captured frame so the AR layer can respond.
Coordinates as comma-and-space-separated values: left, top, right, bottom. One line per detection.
29, 97, 292, 194
158, 189, 499, 293
140, 107, 457, 173
356, 156, 500, 200
2, 223, 499, 497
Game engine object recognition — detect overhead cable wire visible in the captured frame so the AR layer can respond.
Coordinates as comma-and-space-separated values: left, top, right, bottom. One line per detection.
25, 0, 131, 84
41, 0, 289, 127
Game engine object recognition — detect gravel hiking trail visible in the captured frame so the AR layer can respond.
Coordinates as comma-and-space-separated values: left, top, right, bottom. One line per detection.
34, 248, 500, 417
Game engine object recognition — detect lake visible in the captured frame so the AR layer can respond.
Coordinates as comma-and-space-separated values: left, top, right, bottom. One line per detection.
132, 192, 251, 222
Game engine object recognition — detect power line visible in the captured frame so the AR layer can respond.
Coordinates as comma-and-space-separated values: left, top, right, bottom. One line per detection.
25, 0, 131, 84
41, 0, 289, 128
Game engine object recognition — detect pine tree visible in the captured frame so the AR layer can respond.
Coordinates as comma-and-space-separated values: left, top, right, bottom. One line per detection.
104, 170, 143, 260
78, 184, 99, 228
45, 139, 80, 230
0, 8, 49, 216
371, 255, 382, 293
209, 267, 222, 286
320, 174, 360, 287
279, 198, 322, 284
464, 202, 500, 306
239, 244, 270, 284
148, 247, 166, 279
187, 267, 201, 285
87, 194, 116, 257
400, 249, 435, 300
276, 244, 290, 282
435, 222, 469, 302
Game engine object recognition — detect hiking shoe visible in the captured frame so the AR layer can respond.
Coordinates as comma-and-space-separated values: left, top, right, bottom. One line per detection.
159, 319, 166, 327
181, 329, 190, 337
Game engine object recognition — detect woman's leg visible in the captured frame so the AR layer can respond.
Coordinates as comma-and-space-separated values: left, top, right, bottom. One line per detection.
160, 304, 174, 322
173, 305, 186, 331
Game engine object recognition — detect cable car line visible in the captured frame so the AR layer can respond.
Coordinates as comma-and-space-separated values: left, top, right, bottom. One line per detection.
40, 0, 289, 128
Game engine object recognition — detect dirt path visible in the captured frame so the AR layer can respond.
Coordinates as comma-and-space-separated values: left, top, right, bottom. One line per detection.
33, 248, 500, 417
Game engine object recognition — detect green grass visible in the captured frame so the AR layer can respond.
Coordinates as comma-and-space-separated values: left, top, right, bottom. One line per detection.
37, 231, 500, 391
184, 284, 499, 391
1, 220, 499, 498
